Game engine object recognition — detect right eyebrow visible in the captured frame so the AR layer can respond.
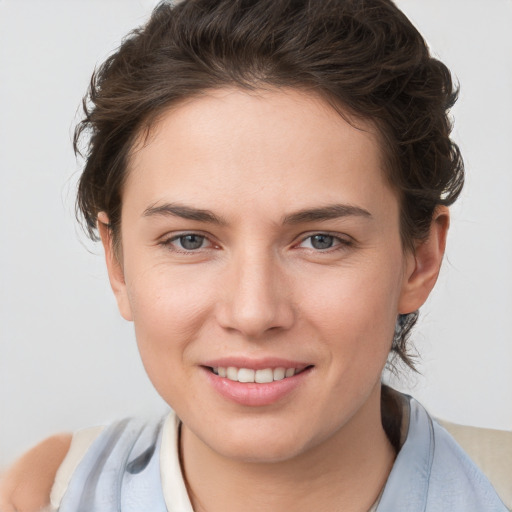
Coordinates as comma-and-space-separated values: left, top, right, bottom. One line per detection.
142, 202, 227, 225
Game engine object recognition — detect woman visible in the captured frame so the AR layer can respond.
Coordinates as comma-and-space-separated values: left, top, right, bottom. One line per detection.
0, 0, 507, 510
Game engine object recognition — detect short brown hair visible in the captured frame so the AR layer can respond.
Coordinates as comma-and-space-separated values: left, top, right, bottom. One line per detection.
75, 0, 464, 369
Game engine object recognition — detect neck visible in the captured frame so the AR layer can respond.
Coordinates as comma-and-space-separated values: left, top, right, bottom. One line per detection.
180, 383, 396, 512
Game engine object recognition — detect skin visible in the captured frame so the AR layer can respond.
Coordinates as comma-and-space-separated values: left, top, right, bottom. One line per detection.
0, 434, 71, 512
1, 88, 448, 511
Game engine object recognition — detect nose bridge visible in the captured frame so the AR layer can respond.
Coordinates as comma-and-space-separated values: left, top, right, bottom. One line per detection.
218, 243, 293, 337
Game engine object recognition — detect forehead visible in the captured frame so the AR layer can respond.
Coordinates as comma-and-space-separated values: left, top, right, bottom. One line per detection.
124, 88, 395, 219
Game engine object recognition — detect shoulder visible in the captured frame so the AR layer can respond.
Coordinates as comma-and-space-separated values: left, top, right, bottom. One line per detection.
54, 415, 170, 511
439, 419, 512, 509
428, 417, 509, 511
50, 425, 105, 509
383, 394, 508, 512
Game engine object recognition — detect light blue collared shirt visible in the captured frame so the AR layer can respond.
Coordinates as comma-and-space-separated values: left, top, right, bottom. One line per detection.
377, 394, 507, 511
57, 393, 507, 511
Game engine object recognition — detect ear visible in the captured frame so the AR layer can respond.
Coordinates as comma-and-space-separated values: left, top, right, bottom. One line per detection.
398, 206, 450, 314
97, 212, 133, 321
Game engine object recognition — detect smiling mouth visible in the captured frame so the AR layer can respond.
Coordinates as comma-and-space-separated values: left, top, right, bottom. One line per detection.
208, 366, 312, 383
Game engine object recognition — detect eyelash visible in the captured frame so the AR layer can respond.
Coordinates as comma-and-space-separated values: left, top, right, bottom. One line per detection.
160, 232, 353, 254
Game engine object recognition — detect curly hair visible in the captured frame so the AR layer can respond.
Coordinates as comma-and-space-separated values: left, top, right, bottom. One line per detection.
74, 0, 464, 370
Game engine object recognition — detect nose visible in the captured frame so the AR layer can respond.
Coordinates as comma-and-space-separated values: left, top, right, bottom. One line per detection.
216, 248, 295, 339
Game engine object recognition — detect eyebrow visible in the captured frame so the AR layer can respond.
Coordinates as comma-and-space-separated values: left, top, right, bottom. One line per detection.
283, 204, 372, 224
143, 203, 227, 225
142, 202, 372, 226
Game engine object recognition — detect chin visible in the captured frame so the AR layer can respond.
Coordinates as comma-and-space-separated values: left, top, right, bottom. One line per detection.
199, 417, 320, 464
215, 437, 307, 464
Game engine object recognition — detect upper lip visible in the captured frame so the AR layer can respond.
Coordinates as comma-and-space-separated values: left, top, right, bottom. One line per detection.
202, 357, 312, 371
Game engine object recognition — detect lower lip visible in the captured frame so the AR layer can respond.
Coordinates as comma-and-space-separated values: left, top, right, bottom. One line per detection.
203, 367, 312, 407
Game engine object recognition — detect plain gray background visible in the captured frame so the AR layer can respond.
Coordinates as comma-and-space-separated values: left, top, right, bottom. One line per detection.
1, 0, 511, 467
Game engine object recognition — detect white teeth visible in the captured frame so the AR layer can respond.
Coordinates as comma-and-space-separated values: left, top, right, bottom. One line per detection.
285, 368, 295, 378
226, 367, 238, 380
255, 368, 274, 383
215, 366, 298, 383
238, 368, 255, 383
273, 367, 286, 381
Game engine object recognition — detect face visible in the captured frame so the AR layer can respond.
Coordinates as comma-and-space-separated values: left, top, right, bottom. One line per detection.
103, 88, 441, 463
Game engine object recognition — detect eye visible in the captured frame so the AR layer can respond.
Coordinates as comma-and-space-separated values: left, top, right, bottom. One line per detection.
298, 233, 350, 251
164, 233, 209, 252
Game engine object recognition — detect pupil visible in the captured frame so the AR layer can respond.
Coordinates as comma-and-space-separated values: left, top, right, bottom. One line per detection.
181, 235, 204, 250
311, 234, 333, 250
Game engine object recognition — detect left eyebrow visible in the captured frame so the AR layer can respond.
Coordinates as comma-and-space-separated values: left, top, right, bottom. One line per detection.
283, 204, 372, 224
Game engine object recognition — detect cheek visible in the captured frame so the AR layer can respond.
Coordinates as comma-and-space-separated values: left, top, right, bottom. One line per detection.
294, 265, 401, 428
127, 259, 214, 326
124, 264, 217, 382
298, 258, 403, 362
